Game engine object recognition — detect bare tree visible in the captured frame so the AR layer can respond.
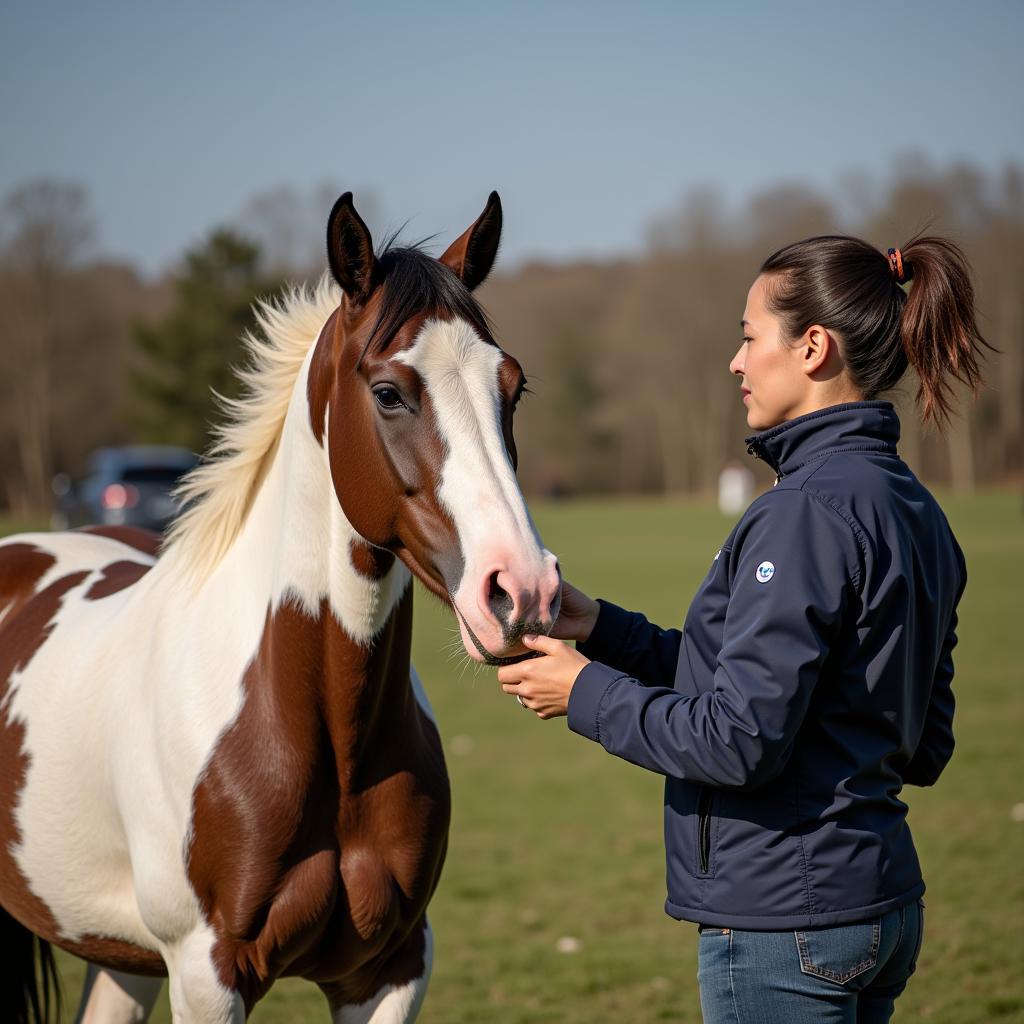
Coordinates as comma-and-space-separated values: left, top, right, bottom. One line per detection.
236, 182, 381, 280
0, 180, 94, 514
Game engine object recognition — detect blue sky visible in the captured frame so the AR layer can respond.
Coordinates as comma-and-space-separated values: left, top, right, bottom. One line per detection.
2, 1, 1021, 275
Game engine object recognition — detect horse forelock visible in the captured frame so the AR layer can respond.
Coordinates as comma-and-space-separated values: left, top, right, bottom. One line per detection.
357, 242, 495, 366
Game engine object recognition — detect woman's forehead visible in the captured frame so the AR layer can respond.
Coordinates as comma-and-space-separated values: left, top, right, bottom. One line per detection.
743, 274, 772, 326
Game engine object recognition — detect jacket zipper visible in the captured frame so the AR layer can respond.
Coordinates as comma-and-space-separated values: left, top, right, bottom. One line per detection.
697, 787, 714, 875
746, 439, 783, 483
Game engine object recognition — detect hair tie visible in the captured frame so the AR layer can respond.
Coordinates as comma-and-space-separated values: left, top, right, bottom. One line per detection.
887, 247, 905, 283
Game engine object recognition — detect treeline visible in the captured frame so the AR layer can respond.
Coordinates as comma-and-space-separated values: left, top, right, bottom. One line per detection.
483, 162, 1023, 497
0, 161, 1021, 515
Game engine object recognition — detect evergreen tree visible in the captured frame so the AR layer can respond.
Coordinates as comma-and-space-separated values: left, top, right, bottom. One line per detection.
130, 229, 284, 452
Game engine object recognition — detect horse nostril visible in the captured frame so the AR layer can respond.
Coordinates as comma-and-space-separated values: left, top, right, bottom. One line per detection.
488, 571, 514, 624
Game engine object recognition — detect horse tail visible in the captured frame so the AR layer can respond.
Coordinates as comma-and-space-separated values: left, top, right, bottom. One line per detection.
0, 905, 62, 1023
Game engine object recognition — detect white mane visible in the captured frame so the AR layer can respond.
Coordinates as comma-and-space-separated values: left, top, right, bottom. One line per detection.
163, 274, 340, 581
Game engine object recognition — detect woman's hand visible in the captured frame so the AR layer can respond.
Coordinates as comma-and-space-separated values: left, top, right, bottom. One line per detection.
498, 634, 591, 719
550, 580, 600, 644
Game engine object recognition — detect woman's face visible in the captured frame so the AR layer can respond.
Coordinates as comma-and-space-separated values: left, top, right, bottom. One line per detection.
730, 274, 812, 431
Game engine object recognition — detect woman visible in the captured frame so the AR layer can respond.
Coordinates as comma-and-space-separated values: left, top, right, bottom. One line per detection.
498, 235, 985, 1022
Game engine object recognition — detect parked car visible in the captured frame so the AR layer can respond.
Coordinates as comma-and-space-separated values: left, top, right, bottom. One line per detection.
52, 446, 198, 534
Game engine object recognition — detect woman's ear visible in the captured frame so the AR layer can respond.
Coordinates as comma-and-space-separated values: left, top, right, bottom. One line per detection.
801, 325, 838, 378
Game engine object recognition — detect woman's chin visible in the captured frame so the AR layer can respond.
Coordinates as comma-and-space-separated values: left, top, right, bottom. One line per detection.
747, 408, 783, 432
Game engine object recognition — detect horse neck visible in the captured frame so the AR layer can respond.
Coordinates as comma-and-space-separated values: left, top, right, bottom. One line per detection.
186, 349, 414, 758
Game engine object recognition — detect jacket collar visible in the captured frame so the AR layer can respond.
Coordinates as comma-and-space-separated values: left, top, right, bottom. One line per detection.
745, 401, 900, 479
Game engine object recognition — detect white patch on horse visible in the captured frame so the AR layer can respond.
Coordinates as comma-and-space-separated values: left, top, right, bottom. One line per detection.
396, 318, 550, 607
163, 921, 244, 1021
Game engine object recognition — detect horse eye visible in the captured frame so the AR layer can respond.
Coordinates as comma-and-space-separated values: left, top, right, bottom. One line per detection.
373, 386, 404, 411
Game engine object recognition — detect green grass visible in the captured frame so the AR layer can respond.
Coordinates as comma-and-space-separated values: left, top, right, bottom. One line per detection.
0, 515, 49, 536
10, 492, 1021, 1021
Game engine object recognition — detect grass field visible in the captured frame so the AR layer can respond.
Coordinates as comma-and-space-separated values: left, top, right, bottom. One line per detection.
4, 492, 1020, 1021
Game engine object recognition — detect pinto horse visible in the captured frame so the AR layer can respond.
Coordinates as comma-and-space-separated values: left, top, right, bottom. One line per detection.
0, 192, 560, 1022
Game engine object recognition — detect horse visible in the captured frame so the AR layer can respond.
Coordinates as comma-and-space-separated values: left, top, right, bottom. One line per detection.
0, 191, 561, 1022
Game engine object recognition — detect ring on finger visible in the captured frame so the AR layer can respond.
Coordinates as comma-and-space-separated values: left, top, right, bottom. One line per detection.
516, 694, 529, 709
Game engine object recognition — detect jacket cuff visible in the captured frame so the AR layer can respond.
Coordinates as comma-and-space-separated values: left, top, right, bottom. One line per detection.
567, 661, 623, 744
577, 599, 635, 664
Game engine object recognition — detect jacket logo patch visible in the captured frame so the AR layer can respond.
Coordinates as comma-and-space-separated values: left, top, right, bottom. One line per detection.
755, 560, 775, 583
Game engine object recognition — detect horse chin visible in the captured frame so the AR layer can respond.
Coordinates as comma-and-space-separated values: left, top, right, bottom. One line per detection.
454, 611, 537, 667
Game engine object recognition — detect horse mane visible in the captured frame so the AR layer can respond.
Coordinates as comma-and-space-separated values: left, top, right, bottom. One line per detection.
164, 274, 340, 581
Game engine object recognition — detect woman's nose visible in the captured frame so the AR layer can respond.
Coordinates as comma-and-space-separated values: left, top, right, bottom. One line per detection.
729, 343, 745, 376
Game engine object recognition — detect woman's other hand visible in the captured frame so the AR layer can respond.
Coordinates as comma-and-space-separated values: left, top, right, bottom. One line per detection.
498, 634, 591, 719
551, 580, 600, 644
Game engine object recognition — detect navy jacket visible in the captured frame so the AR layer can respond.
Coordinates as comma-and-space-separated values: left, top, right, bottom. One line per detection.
569, 402, 965, 929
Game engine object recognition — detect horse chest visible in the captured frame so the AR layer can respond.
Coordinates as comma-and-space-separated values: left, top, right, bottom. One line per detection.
189, 695, 449, 992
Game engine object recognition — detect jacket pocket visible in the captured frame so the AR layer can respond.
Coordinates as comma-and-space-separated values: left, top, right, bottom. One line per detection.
696, 787, 715, 876
794, 918, 880, 986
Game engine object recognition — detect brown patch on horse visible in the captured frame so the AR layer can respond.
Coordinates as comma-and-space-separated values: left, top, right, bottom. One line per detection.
85, 560, 152, 601
350, 542, 395, 580
187, 588, 449, 1011
80, 525, 162, 559
0, 544, 57, 629
42, 932, 166, 977
308, 310, 340, 445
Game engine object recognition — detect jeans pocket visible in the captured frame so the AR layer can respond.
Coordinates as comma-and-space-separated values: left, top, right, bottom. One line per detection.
908, 899, 925, 974
794, 918, 881, 985
698, 924, 730, 936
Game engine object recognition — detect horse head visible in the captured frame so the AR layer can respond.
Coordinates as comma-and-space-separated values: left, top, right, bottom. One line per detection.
310, 191, 561, 665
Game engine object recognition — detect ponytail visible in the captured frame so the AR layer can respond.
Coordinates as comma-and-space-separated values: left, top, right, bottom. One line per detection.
760, 233, 990, 426
899, 235, 989, 424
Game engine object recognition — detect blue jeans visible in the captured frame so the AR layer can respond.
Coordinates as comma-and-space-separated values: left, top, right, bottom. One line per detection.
697, 899, 925, 1023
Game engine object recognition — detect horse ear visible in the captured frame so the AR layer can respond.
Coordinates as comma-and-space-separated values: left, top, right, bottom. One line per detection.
440, 191, 502, 291
327, 192, 378, 304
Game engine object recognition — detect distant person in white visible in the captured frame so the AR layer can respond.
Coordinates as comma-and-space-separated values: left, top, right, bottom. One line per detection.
717, 461, 755, 516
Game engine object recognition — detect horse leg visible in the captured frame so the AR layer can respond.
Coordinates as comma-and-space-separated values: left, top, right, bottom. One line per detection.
164, 928, 244, 1023
74, 964, 162, 1024
325, 920, 434, 1024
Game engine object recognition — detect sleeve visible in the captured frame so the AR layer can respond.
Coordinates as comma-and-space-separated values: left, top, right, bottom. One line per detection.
902, 546, 966, 787
576, 599, 683, 686
567, 491, 861, 788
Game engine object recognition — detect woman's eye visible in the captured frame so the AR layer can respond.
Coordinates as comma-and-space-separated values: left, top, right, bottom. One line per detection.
373, 386, 404, 410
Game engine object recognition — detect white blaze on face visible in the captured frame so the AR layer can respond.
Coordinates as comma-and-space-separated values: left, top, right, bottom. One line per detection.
396, 318, 559, 658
